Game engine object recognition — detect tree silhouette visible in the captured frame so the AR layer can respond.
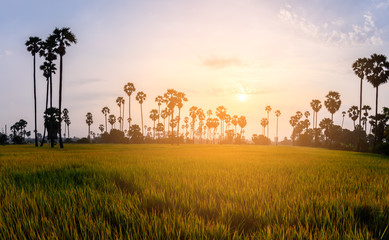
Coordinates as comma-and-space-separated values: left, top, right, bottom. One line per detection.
101, 107, 110, 133
175, 91, 188, 141
155, 95, 164, 124
86, 112, 93, 140
124, 83, 136, 129
275, 110, 281, 145
161, 108, 169, 137
324, 91, 341, 121
319, 118, 333, 143
99, 124, 104, 134
265, 106, 272, 138
197, 108, 205, 143
39, 61, 57, 146
347, 106, 359, 130
116, 97, 124, 131
238, 116, 247, 140
26, 36, 42, 147
366, 54, 389, 146
149, 109, 159, 139
260, 118, 268, 135
39, 36, 57, 109
62, 108, 70, 138
108, 114, 116, 130
310, 99, 322, 129
341, 111, 346, 128
216, 106, 227, 141
136, 91, 147, 135
352, 58, 368, 128
231, 115, 239, 138
51, 27, 77, 148
361, 105, 371, 132
189, 106, 198, 142
44, 107, 60, 148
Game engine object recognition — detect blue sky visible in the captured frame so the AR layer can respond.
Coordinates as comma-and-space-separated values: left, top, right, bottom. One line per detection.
1, 0, 389, 140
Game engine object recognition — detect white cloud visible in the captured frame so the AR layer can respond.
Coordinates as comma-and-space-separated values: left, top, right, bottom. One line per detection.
278, 6, 383, 46
376, 0, 389, 9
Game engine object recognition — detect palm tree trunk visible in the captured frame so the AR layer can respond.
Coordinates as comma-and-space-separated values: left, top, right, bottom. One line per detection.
33, 54, 38, 147
276, 117, 279, 146
105, 114, 107, 133
177, 108, 181, 144
141, 103, 144, 136
119, 105, 122, 131
359, 78, 363, 126
374, 86, 378, 148
128, 96, 131, 130
58, 55, 64, 148
122, 102, 125, 131
41, 78, 50, 147
67, 124, 70, 139
267, 112, 269, 138
88, 125, 90, 140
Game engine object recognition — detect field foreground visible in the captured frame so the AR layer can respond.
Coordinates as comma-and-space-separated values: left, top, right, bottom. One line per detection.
0, 144, 389, 239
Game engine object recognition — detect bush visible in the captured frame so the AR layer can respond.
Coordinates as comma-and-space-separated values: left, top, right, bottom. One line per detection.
252, 134, 271, 145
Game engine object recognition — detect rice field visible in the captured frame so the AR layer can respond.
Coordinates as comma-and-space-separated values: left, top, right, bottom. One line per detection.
0, 144, 388, 239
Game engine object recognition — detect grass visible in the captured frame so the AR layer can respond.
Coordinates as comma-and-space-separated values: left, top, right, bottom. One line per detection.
0, 144, 389, 239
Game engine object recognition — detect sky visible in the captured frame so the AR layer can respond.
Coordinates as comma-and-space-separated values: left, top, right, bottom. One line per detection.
1, 0, 389, 141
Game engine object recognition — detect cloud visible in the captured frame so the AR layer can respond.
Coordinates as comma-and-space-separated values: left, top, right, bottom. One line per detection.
201, 57, 243, 69
0, 50, 13, 57
376, 0, 389, 9
278, 6, 383, 46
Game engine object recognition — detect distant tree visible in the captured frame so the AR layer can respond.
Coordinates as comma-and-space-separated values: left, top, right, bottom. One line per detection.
62, 108, 70, 138
108, 114, 116, 130
44, 107, 60, 148
319, 118, 333, 143
341, 111, 346, 128
197, 108, 205, 143
175, 91, 188, 141
216, 106, 227, 141
102, 107, 110, 132
304, 111, 310, 119
86, 112, 93, 140
116, 97, 124, 131
99, 124, 104, 134
352, 57, 368, 128
149, 109, 159, 139
128, 124, 143, 143
361, 105, 371, 132
324, 91, 341, 121
260, 118, 268, 135
275, 110, 281, 145
51, 27, 77, 148
265, 106, 272, 138
26, 36, 42, 147
366, 54, 389, 146
310, 99, 322, 128
348, 106, 359, 130
238, 116, 247, 140
124, 82, 136, 129
136, 91, 147, 135
189, 106, 198, 142
155, 95, 164, 124
161, 108, 169, 137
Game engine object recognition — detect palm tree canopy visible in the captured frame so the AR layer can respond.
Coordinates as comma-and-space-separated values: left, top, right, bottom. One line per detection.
86, 112, 93, 126
275, 110, 281, 117
40, 61, 57, 79
238, 116, 247, 128
310, 99, 322, 112
352, 57, 368, 80
116, 97, 124, 107
136, 91, 146, 104
324, 91, 342, 114
52, 27, 77, 56
149, 109, 159, 121
102, 107, 110, 115
26, 36, 42, 55
366, 54, 389, 88
265, 106, 272, 113
124, 83, 136, 96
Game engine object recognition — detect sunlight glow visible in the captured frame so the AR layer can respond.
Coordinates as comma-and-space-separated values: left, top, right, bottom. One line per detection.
238, 94, 247, 101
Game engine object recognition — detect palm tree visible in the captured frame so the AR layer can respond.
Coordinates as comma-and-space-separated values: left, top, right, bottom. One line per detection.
275, 110, 281, 145
39, 61, 57, 146
361, 105, 371, 132
260, 118, 268, 135
124, 83, 136, 129
352, 57, 368, 128
319, 118, 333, 143
108, 114, 116, 130
155, 95, 164, 124
324, 91, 341, 121
231, 115, 239, 137
161, 108, 169, 137
366, 54, 389, 145
304, 111, 310, 119
39, 36, 57, 109
341, 111, 346, 128
86, 112, 93, 140
310, 99, 322, 129
265, 106, 272, 138
51, 27, 77, 148
62, 108, 69, 138
347, 106, 359, 130
116, 97, 124, 130
189, 106, 198, 142
101, 107, 110, 133
216, 106, 227, 141
136, 91, 147, 135
26, 36, 42, 147
98, 124, 104, 134
197, 108, 205, 143
238, 116, 247, 140
149, 109, 159, 139
175, 91, 188, 141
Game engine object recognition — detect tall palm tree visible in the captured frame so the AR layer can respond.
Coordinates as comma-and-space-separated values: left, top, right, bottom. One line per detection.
149, 109, 159, 139
189, 106, 198, 142
324, 91, 341, 121
86, 112, 93, 140
275, 110, 281, 145
366, 54, 389, 145
175, 91, 188, 141
361, 105, 371, 132
62, 108, 69, 138
197, 108, 205, 143
265, 106, 272, 138
98, 124, 104, 134
124, 83, 136, 130
231, 115, 239, 137
161, 108, 168, 137
101, 107, 110, 133
260, 118, 268, 135
51, 27, 77, 148
108, 114, 116, 130
39, 61, 57, 146
310, 99, 322, 128
216, 106, 227, 140
136, 91, 147, 135
238, 116, 247, 140
26, 36, 42, 147
352, 57, 368, 128
39, 36, 57, 109
347, 106, 359, 130
155, 95, 164, 124
116, 97, 124, 130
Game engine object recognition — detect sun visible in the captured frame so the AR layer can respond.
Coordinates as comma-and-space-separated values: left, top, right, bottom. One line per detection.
238, 93, 247, 101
